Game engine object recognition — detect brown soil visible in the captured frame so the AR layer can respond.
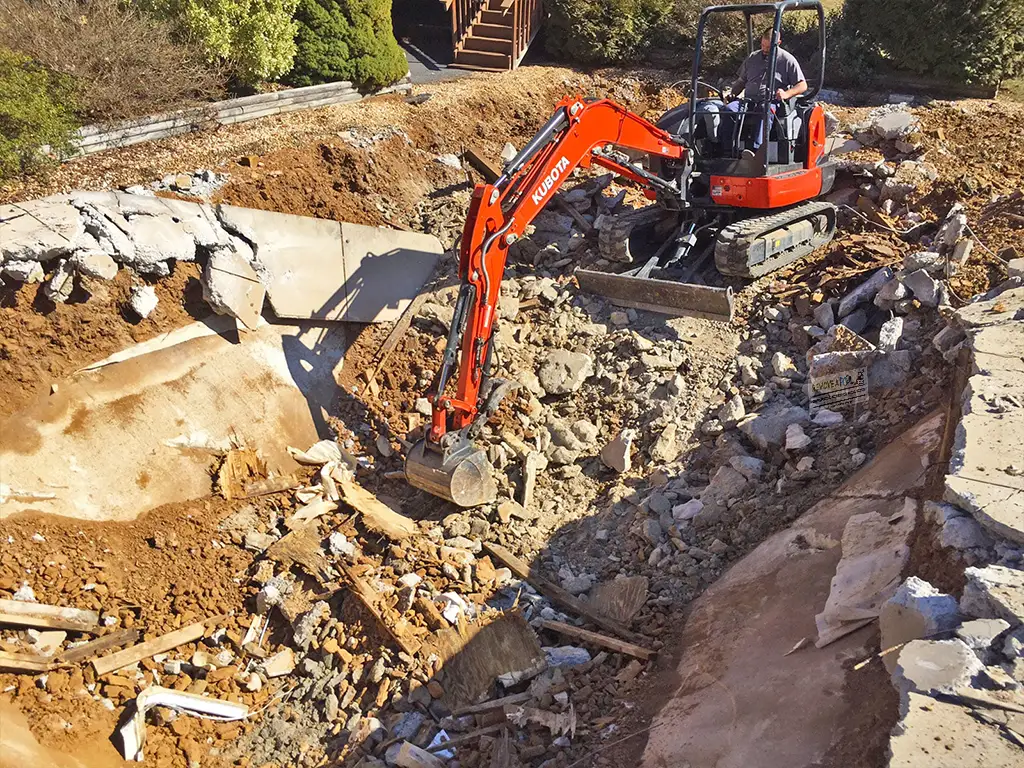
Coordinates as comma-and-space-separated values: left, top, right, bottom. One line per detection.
0, 262, 209, 420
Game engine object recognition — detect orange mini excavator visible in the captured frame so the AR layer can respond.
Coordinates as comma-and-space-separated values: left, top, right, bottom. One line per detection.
406, 1, 837, 505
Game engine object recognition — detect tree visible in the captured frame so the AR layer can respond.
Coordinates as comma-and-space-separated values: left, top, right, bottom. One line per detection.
0, 47, 79, 179
546, 0, 674, 64
843, 0, 1024, 84
288, 0, 407, 89
144, 0, 299, 85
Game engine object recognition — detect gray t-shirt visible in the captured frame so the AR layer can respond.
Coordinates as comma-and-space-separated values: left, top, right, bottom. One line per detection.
734, 47, 806, 99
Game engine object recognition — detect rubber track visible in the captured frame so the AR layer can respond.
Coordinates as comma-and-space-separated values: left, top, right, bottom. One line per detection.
715, 200, 837, 278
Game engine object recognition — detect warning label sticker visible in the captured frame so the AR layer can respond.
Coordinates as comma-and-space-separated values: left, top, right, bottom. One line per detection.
810, 367, 869, 413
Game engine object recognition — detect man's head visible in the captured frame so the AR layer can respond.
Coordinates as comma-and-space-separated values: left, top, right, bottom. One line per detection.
761, 26, 777, 55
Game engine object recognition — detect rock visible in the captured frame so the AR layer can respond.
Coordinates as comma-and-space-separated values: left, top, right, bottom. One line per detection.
610, 310, 630, 326
435, 153, 463, 169
71, 251, 118, 280
328, 532, 356, 559
639, 517, 664, 545
701, 465, 749, 508
243, 532, 276, 552
940, 515, 993, 553
812, 409, 843, 426
649, 423, 680, 463
872, 111, 919, 140
500, 143, 518, 163
717, 394, 745, 427
960, 565, 1024, 626
812, 302, 835, 330
672, 499, 703, 523
728, 455, 764, 481
956, 618, 1010, 655
770, 352, 798, 378
950, 239, 973, 271
869, 349, 912, 389
874, 278, 908, 308
784, 423, 811, 451
128, 285, 158, 319
903, 251, 942, 274
414, 398, 432, 417
264, 648, 295, 678
1008, 258, 1024, 280
537, 350, 594, 395
879, 577, 961, 673
892, 639, 984, 706
571, 419, 599, 445
902, 269, 940, 307
738, 399, 809, 450
840, 308, 868, 335
879, 161, 938, 203
203, 245, 265, 330
42, 259, 76, 303
174, 173, 193, 191
600, 429, 634, 473
936, 206, 967, 251
837, 267, 894, 318
2, 260, 44, 282
877, 317, 904, 352
544, 646, 591, 668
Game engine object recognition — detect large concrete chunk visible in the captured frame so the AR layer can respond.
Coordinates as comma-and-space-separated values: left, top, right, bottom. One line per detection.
888, 692, 1024, 767
879, 577, 960, 673
217, 205, 443, 323
738, 399, 809, 451
892, 639, 984, 708
960, 565, 1024, 626
0, 196, 82, 263
203, 246, 266, 330
538, 350, 594, 395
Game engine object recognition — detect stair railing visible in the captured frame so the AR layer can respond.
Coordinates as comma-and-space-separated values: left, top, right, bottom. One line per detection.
452, 0, 488, 52
512, 0, 543, 67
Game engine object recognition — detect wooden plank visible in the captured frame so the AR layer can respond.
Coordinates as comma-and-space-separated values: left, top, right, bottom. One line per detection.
58, 629, 140, 665
0, 650, 51, 673
485, 543, 647, 644
538, 619, 655, 660
0, 599, 99, 627
338, 481, 417, 541
0, 612, 98, 634
452, 690, 532, 716
340, 563, 419, 657
92, 622, 209, 676
588, 576, 648, 625
463, 146, 501, 183
426, 723, 507, 753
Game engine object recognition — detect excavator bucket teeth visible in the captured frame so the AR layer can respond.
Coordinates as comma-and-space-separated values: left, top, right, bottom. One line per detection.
575, 269, 735, 323
405, 439, 497, 507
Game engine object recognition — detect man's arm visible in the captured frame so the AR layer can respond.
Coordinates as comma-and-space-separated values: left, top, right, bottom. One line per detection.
775, 79, 808, 102
731, 58, 747, 97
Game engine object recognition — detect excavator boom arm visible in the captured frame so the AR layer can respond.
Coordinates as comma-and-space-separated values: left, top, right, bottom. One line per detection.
428, 97, 687, 441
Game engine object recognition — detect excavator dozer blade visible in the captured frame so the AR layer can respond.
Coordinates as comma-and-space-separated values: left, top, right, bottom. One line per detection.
406, 438, 498, 507
575, 269, 735, 323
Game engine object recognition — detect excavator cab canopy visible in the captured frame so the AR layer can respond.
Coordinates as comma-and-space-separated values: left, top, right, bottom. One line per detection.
688, 1, 826, 174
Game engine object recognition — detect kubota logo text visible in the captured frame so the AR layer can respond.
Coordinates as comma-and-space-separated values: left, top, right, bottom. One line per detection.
531, 156, 570, 205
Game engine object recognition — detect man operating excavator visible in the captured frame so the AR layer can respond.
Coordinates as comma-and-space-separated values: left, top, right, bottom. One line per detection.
726, 26, 808, 154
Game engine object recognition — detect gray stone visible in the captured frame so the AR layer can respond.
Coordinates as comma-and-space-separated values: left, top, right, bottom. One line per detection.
961, 565, 1024, 626
571, 419, 599, 445
903, 251, 942, 273
950, 239, 973, 270
956, 618, 1010, 653
892, 639, 983, 705
1008, 258, 1024, 279
42, 260, 75, 303
538, 350, 594, 395
600, 429, 634, 473
877, 317, 904, 352
813, 302, 835, 330
812, 409, 843, 427
738, 399, 809, 450
534, 211, 574, 235
203, 245, 266, 330
838, 267, 894, 318
902, 269, 940, 307
649, 423, 680, 463
840, 308, 868, 335
672, 499, 703, 523
2, 260, 44, 282
771, 352, 797, 378
936, 206, 967, 251
125, 213, 196, 271
543, 646, 591, 668
640, 518, 664, 545
879, 577, 961, 673
71, 251, 118, 280
931, 324, 965, 356
879, 161, 938, 203
872, 111, 918, 140
718, 394, 745, 426
128, 285, 158, 319
700, 465, 749, 507
728, 455, 764, 481
868, 349, 912, 389
784, 423, 811, 451
874, 277, 909, 307
940, 515, 993, 552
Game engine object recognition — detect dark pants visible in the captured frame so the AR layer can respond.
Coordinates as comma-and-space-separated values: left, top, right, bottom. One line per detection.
725, 100, 777, 149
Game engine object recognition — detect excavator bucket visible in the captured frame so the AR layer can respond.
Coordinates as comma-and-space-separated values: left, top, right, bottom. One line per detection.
406, 438, 498, 507
575, 269, 735, 323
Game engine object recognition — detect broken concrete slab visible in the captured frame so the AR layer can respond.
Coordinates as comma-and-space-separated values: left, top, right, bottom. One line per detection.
217, 205, 443, 323
537, 349, 594, 395
888, 691, 1024, 767
0, 316, 346, 521
960, 565, 1024, 626
837, 267, 894, 318
0, 196, 82, 263
879, 577, 961, 673
1, 260, 44, 283
903, 269, 941, 307
815, 500, 915, 647
203, 246, 266, 330
71, 251, 118, 280
956, 618, 1010, 656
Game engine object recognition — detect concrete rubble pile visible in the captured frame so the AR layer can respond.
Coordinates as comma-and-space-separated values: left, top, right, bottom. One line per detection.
0, 189, 260, 325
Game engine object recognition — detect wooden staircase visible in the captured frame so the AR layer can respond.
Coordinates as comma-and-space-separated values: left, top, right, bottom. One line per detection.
451, 0, 542, 72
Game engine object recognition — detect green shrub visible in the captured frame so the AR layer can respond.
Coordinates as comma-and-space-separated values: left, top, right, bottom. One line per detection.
0, 47, 79, 179
288, 0, 407, 89
843, 0, 1024, 84
144, 0, 299, 86
546, 0, 674, 65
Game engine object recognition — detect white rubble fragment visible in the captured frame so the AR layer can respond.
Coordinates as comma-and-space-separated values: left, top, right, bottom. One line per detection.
892, 639, 984, 706
12, 583, 36, 602
435, 154, 463, 169
877, 317, 904, 352
72, 251, 118, 280
879, 577, 961, 673
43, 259, 75, 303
718, 394, 745, 426
771, 352, 798, 378
263, 648, 295, 678
812, 409, 844, 426
543, 646, 591, 668
538, 349, 594, 395
328, 532, 356, 559
902, 269, 940, 307
960, 565, 1024, 626
2, 260, 45, 282
128, 285, 158, 319
785, 423, 811, 451
600, 429, 635, 473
